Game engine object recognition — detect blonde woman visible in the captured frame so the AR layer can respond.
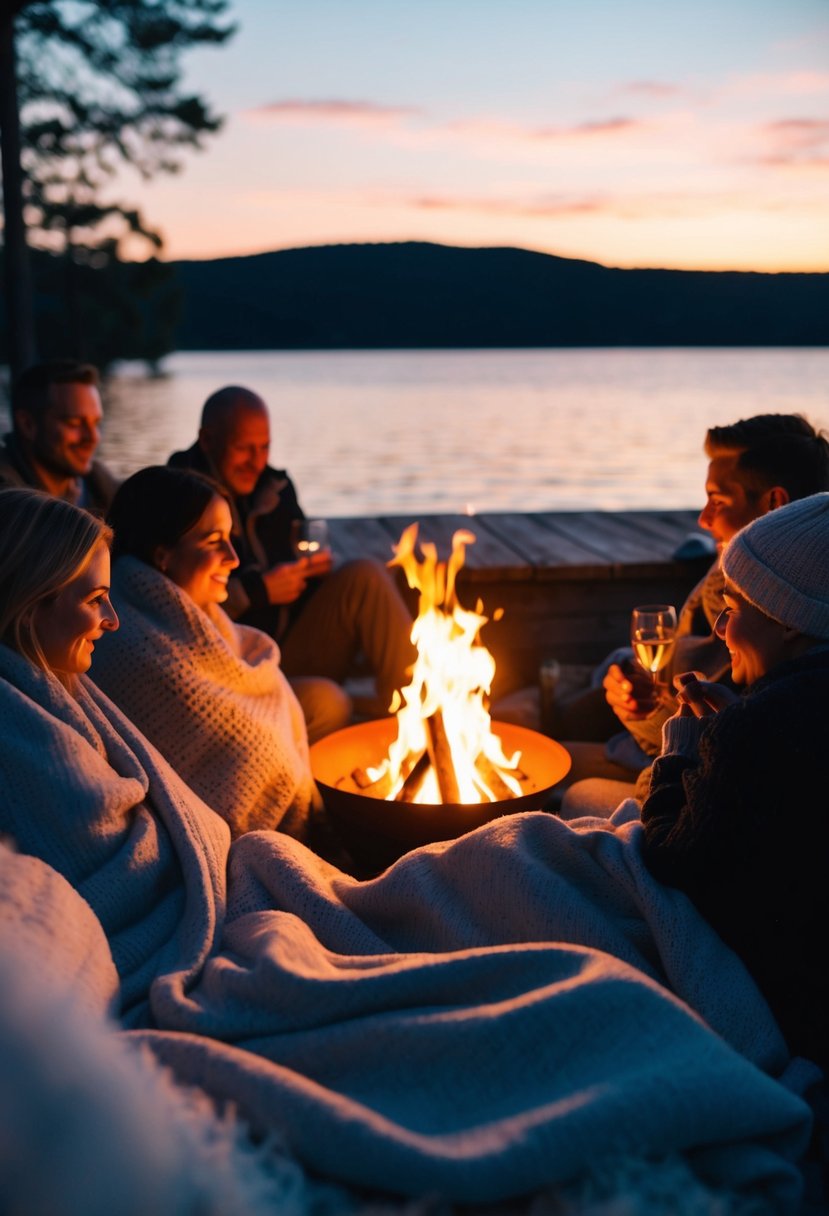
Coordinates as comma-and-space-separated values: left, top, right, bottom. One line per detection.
0, 487, 118, 680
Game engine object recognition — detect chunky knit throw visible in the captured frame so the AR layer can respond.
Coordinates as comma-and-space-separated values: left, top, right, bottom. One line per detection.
2, 851, 818, 1216
0, 645, 813, 1209
92, 556, 315, 840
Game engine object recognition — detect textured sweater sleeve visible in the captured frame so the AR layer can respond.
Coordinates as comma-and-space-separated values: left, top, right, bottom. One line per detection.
661, 713, 705, 758
639, 704, 744, 887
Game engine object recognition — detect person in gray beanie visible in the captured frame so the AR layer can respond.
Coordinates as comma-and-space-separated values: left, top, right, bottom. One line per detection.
720, 490, 829, 650
640, 492, 829, 1073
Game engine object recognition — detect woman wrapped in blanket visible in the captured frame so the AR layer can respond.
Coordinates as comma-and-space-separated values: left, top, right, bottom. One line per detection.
639, 492, 829, 1073
103, 466, 354, 759
89, 465, 351, 844
0, 485, 816, 1206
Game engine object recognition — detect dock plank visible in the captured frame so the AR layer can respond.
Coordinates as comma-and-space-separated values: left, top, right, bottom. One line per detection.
328, 517, 401, 565
329, 509, 705, 576
616, 509, 701, 548
476, 512, 613, 579
327, 508, 713, 686
541, 512, 662, 564
382, 513, 524, 572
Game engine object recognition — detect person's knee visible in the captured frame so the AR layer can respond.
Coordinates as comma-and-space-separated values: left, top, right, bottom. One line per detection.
326, 558, 413, 636
288, 677, 352, 745
329, 558, 393, 598
559, 777, 639, 820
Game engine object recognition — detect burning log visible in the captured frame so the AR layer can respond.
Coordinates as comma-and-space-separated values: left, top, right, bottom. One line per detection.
394, 749, 430, 802
424, 709, 461, 804
353, 747, 430, 801
473, 752, 516, 802
351, 766, 394, 798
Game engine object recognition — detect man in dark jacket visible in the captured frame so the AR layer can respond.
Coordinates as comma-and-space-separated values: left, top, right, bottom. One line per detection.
168, 385, 416, 722
0, 360, 118, 514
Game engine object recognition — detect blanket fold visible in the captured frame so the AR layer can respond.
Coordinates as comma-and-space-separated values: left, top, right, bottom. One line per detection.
0, 643, 813, 1209
92, 555, 315, 839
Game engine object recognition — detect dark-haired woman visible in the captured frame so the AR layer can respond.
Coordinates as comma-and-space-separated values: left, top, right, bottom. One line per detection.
92, 466, 346, 841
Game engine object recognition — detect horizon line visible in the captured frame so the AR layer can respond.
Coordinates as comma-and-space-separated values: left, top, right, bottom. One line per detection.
149, 237, 829, 276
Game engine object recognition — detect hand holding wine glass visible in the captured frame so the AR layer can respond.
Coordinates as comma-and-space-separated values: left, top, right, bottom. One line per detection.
290, 518, 333, 578
630, 603, 678, 713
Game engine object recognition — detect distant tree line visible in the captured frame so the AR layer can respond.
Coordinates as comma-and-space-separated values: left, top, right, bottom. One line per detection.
170, 242, 829, 351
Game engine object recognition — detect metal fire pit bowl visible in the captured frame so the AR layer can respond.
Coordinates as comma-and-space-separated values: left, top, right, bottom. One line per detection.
310, 718, 571, 873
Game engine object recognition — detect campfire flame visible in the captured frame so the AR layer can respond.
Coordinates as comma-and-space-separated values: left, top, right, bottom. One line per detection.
366, 523, 522, 805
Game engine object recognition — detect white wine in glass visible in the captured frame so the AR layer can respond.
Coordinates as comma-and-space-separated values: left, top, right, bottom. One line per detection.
630, 604, 678, 684
291, 518, 329, 557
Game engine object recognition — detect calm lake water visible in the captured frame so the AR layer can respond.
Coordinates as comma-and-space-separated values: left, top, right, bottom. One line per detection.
6, 348, 828, 517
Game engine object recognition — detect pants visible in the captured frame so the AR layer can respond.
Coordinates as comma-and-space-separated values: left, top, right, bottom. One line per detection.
287, 676, 352, 745
280, 559, 417, 715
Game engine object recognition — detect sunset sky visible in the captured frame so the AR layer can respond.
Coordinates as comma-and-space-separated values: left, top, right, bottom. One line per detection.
122, 0, 829, 272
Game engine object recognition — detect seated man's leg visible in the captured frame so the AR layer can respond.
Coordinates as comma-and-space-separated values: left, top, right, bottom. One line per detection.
280, 559, 416, 711
544, 740, 645, 814
287, 676, 353, 744
553, 684, 621, 742
558, 777, 640, 820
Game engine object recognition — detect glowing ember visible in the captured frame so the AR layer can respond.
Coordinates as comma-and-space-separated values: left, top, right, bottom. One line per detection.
366, 523, 522, 805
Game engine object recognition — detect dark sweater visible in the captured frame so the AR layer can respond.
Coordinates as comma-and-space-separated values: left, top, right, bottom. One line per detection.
641, 646, 829, 1070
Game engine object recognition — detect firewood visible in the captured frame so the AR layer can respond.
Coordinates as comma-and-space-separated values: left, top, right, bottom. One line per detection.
351, 765, 394, 798
425, 710, 461, 804
473, 753, 516, 802
394, 749, 430, 802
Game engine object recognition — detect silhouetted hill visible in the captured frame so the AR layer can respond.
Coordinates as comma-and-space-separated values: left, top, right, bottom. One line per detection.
171, 241, 828, 349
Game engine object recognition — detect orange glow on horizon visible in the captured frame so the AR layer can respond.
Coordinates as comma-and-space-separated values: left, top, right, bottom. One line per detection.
130, 217, 829, 275
113, 48, 829, 276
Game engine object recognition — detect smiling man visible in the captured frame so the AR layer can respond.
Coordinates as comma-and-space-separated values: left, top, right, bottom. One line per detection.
607, 411, 829, 742
554, 412, 829, 812
168, 385, 416, 724
0, 360, 119, 513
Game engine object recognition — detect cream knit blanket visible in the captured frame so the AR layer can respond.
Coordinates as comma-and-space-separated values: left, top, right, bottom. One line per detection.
92, 556, 315, 840
0, 645, 812, 1208
2, 845, 817, 1216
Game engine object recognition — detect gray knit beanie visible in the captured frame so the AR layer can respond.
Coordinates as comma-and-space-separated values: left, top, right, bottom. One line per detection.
721, 492, 829, 638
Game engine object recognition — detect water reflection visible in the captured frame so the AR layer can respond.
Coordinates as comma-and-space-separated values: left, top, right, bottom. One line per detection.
4, 348, 828, 518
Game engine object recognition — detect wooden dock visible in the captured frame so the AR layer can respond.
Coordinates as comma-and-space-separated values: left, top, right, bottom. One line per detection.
328, 508, 713, 698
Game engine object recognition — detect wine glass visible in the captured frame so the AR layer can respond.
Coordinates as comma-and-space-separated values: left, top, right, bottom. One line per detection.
630, 604, 678, 688
291, 518, 329, 558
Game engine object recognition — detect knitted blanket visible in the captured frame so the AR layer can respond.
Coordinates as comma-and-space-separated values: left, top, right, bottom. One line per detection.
0, 645, 812, 1210
92, 555, 315, 840
4, 847, 818, 1216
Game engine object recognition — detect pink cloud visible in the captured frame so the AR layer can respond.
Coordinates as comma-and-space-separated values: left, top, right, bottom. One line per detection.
725, 70, 829, 98
435, 114, 649, 153
531, 116, 643, 140
618, 81, 682, 98
400, 187, 822, 223
245, 99, 422, 125
755, 117, 829, 166
411, 193, 609, 217
244, 100, 646, 149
